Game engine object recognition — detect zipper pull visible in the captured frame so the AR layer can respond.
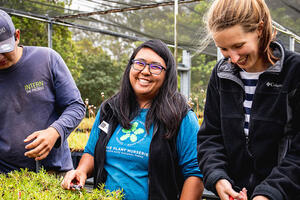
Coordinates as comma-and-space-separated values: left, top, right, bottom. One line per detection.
245, 136, 253, 157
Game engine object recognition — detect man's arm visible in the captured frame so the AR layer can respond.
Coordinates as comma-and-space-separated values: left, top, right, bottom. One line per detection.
24, 49, 85, 159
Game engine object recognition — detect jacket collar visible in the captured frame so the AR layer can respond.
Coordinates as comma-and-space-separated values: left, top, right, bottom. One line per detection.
265, 41, 285, 73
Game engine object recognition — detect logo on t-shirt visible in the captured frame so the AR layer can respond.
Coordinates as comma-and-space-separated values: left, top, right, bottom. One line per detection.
24, 81, 45, 94
116, 121, 148, 146
119, 122, 145, 143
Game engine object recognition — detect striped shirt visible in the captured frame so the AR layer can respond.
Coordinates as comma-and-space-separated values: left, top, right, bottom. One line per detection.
240, 71, 264, 136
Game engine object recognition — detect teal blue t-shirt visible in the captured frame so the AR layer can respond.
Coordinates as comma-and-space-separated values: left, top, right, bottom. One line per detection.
84, 109, 202, 200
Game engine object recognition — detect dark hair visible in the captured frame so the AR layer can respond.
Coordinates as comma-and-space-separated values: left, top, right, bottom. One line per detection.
101, 39, 189, 139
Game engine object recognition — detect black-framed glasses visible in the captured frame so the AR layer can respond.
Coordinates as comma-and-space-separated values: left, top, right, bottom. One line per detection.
131, 59, 166, 75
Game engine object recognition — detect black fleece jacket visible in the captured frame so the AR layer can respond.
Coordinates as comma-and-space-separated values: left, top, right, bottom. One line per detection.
197, 42, 300, 200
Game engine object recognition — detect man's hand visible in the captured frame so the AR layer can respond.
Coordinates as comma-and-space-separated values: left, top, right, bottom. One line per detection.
216, 179, 242, 200
24, 127, 60, 160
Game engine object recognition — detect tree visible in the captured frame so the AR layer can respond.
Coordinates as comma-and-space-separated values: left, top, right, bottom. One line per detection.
9, 0, 82, 79
190, 54, 216, 110
75, 38, 126, 107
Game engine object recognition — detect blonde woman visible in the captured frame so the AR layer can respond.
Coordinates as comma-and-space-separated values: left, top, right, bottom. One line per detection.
197, 0, 300, 200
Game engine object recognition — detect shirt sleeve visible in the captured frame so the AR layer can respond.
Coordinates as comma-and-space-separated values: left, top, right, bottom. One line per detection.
177, 110, 203, 180
49, 49, 86, 146
84, 109, 101, 156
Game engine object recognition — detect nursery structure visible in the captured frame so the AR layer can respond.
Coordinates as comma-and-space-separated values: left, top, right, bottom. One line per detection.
0, 0, 299, 99
0, 1, 299, 199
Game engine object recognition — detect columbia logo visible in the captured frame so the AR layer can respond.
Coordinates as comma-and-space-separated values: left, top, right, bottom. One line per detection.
266, 82, 282, 88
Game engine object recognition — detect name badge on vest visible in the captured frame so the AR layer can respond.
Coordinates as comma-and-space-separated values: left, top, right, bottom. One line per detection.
99, 121, 109, 134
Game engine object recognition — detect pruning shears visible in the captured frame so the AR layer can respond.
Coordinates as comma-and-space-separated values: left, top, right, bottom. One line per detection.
71, 184, 82, 191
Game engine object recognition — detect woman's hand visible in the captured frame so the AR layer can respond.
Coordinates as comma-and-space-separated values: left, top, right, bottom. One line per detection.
216, 179, 242, 200
61, 169, 87, 190
253, 196, 269, 200
61, 153, 94, 190
239, 188, 248, 200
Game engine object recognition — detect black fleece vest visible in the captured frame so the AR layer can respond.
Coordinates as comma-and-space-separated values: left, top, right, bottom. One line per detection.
93, 108, 185, 200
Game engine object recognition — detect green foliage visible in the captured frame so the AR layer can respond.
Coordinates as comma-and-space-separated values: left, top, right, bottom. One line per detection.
190, 54, 216, 111
270, 7, 300, 35
76, 117, 95, 131
75, 38, 127, 107
10, 0, 82, 80
68, 131, 90, 151
0, 168, 123, 200
52, 24, 82, 79
102, 1, 211, 47
68, 118, 95, 151
191, 54, 216, 91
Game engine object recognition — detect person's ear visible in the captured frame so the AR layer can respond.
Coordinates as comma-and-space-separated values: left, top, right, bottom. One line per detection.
14, 29, 20, 42
257, 21, 264, 38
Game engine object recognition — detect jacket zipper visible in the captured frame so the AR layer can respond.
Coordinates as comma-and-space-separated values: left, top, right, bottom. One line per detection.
245, 136, 253, 157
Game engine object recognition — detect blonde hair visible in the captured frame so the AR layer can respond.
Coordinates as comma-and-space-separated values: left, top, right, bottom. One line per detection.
203, 0, 277, 64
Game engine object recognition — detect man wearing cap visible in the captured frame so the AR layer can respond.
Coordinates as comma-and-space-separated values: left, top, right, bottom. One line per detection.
0, 9, 85, 173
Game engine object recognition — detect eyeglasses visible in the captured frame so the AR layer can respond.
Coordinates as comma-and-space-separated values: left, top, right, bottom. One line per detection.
131, 59, 166, 75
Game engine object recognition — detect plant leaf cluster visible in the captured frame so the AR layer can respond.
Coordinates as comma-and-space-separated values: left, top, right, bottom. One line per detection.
0, 169, 123, 200
68, 118, 95, 151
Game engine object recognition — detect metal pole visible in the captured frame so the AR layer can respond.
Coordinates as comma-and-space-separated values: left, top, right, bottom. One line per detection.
181, 50, 191, 98
48, 21, 53, 48
289, 36, 295, 52
174, 0, 178, 67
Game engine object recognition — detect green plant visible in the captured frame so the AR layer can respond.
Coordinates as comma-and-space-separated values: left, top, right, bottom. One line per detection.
0, 169, 123, 200
77, 118, 95, 131
68, 117, 95, 151
68, 131, 90, 152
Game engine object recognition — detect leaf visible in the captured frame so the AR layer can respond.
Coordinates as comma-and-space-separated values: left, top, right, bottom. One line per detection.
130, 134, 137, 142
134, 128, 144, 135
121, 128, 131, 134
120, 134, 130, 141
131, 122, 138, 131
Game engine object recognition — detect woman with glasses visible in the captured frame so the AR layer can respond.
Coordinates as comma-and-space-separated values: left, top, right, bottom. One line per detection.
197, 0, 300, 199
62, 39, 204, 199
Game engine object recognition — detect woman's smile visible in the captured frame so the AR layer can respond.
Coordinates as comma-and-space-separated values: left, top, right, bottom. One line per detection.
129, 47, 166, 104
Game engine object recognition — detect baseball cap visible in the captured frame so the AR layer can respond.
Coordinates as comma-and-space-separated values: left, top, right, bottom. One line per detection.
0, 9, 15, 53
